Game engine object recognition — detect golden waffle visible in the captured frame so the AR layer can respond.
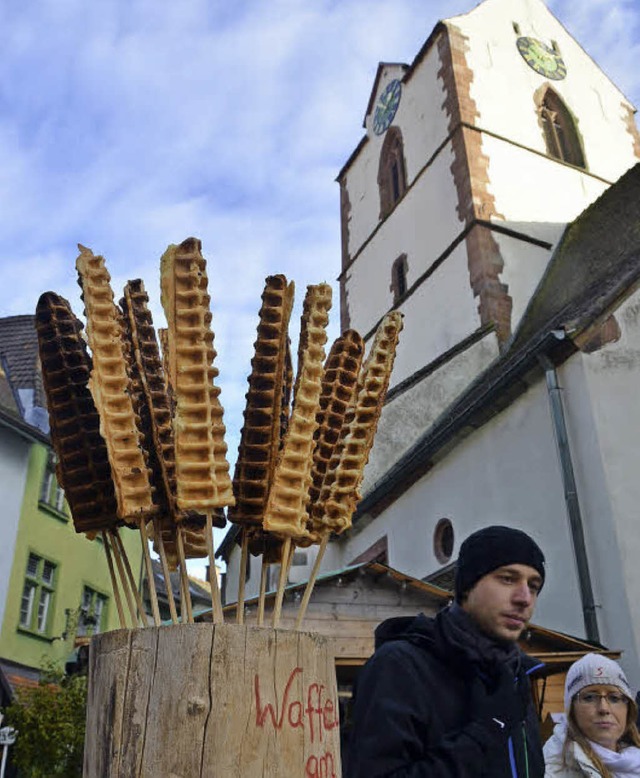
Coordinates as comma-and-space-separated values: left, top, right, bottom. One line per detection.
229, 275, 295, 526
120, 280, 177, 517
313, 312, 403, 535
307, 329, 364, 516
160, 238, 234, 512
35, 292, 119, 534
263, 283, 332, 539
76, 247, 154, 522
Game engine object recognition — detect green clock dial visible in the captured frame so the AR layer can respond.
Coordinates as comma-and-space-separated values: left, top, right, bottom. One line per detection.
373, 79, 402, 135
516, 37, 567, 80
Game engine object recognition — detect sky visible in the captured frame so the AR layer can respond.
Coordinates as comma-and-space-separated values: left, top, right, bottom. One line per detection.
2, 0, 639, 577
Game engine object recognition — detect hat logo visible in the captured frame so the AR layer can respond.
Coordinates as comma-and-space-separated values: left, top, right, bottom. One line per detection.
595, 667, 604, 677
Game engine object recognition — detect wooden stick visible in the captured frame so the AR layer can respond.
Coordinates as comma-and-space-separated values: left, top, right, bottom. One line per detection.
139, 520, 161, 626
206, 512, 224, 624
155, 519, 178, 624
114, 528, 147, 626
257, 556, 269, 627
295, 533, 329, 630
236, 529, 249, 625
102, 529, 126, 629
272, 537, 292, 628
109, 530, 138, 627
176, 524, 194, 623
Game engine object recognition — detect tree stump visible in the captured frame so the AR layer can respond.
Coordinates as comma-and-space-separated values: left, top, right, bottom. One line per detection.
83, 623, 342, 777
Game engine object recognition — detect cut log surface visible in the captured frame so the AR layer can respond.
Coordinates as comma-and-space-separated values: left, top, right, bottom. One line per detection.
84, 624, 341, 778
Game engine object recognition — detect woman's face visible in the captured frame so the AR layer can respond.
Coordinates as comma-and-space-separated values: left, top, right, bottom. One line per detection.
572, 684, 629, 751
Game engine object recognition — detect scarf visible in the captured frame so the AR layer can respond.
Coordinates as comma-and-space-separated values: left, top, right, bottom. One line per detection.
436, 604, 523, 685
591, 741, 640, 776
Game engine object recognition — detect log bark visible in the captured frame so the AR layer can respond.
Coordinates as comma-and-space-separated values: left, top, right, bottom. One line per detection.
84, 623, 342, 777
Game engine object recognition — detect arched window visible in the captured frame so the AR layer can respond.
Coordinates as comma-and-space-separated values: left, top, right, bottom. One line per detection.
378, 127, 407, 219
390, 254, 408, 303
538, 89, 585, 169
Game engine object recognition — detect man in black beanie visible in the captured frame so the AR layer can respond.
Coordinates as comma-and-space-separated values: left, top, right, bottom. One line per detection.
346, 526, 546, 777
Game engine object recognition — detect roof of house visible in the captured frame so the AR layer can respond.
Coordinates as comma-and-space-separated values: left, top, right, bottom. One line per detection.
145, 558, 212, 605
0, 315, 40, 391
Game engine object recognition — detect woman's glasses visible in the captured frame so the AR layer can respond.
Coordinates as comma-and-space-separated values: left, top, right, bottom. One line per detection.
575, 692, 629, 707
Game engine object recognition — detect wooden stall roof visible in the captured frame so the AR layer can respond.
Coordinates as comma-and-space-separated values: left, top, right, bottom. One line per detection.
196, 562, 618, 672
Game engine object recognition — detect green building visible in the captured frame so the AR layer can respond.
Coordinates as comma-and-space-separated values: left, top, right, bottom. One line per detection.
0, 315, 143, 695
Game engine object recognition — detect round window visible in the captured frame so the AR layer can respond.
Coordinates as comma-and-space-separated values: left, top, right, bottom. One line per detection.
434, 519, 454, 564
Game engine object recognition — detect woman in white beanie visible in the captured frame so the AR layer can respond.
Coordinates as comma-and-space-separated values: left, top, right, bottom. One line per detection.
544, 653, 640, 777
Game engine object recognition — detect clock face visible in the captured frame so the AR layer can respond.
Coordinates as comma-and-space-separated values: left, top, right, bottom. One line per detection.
373, 79, 402, 135
517, 37, 567, 80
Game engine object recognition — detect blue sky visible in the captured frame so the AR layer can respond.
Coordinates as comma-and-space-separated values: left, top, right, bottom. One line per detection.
2, 0, 638, 572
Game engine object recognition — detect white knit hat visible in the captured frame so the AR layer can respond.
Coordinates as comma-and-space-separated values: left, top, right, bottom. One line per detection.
564, 653, 633, 712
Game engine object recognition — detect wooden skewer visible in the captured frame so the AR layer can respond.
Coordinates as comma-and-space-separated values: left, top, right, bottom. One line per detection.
295, 533, 329, 630
272, 537, 293, 628
139, 520, 161, 626
206, 512, 224, 624
114, 528, 147, 626
102, 529, 126, 629
155, 519, 178, 624
236, 529, 249, 625
257, 556, 269, 627
109, 530, 138, 627
176, 524, 194, 623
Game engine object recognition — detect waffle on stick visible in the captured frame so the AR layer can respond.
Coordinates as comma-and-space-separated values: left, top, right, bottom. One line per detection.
35, 292, 118, 534
120, 280, 178, 518
149, 516, 217, 571
160, 238, 234, 512
263, 283, 332, 540
76, 247, 154, 523
307, 329, 364, 517
229, 275, 295, 527
312, 311, 403, 536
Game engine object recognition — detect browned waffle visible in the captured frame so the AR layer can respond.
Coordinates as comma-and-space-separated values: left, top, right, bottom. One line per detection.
247, 527, 285, 564
263, 283, 332, 540
120, 280, 177, 518
160, 238, 234, 512
35, 292, 119, 534
76, 247, 154, 522
313, 312, 403, 535
307, 329, 364, 517
229, 275, 294, 526
151, 516, 214, 572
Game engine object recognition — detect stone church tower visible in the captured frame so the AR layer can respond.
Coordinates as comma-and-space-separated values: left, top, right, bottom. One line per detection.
338, 0, 639, 391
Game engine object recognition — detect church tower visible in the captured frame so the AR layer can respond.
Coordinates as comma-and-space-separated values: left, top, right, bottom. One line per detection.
338, 0, 640, 396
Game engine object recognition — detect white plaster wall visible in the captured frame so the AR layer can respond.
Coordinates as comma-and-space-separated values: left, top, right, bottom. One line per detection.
330, 378, 587, 641
494, 229, 556, 332
388, 242, 483, 388
485, 134, 609, 223
363, 331, 499, 492
558, 291, 640, 686
450, 0, 638, 182
0, 431, 30, 629
346, 40, 451, 258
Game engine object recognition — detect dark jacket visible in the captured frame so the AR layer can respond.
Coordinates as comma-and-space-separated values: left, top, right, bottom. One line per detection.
346, 606, 544, 778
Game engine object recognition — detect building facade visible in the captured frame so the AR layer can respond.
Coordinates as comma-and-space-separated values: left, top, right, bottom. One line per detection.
221, 0, 640, 686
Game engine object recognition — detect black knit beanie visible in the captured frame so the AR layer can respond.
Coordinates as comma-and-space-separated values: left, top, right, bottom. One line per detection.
454, 526, 545, 603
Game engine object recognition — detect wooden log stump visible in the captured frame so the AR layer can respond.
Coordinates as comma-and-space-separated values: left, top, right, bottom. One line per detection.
83, 623, 342, 777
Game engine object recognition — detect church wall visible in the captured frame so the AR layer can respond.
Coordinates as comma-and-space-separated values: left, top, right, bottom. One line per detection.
344, 42, 451, 261
493, 230, 554, 333
451, 0, 638, 184
558, 291, 640, 686
331, 378, 586, 641
484, 134, 609, 224
344, 148, 463, 341
361, 330, 499, 493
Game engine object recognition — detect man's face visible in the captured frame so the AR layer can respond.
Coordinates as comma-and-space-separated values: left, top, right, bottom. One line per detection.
461, 564, 542, 642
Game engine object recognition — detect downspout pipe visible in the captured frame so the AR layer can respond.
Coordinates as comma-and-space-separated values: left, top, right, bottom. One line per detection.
538, 345, 600, 643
